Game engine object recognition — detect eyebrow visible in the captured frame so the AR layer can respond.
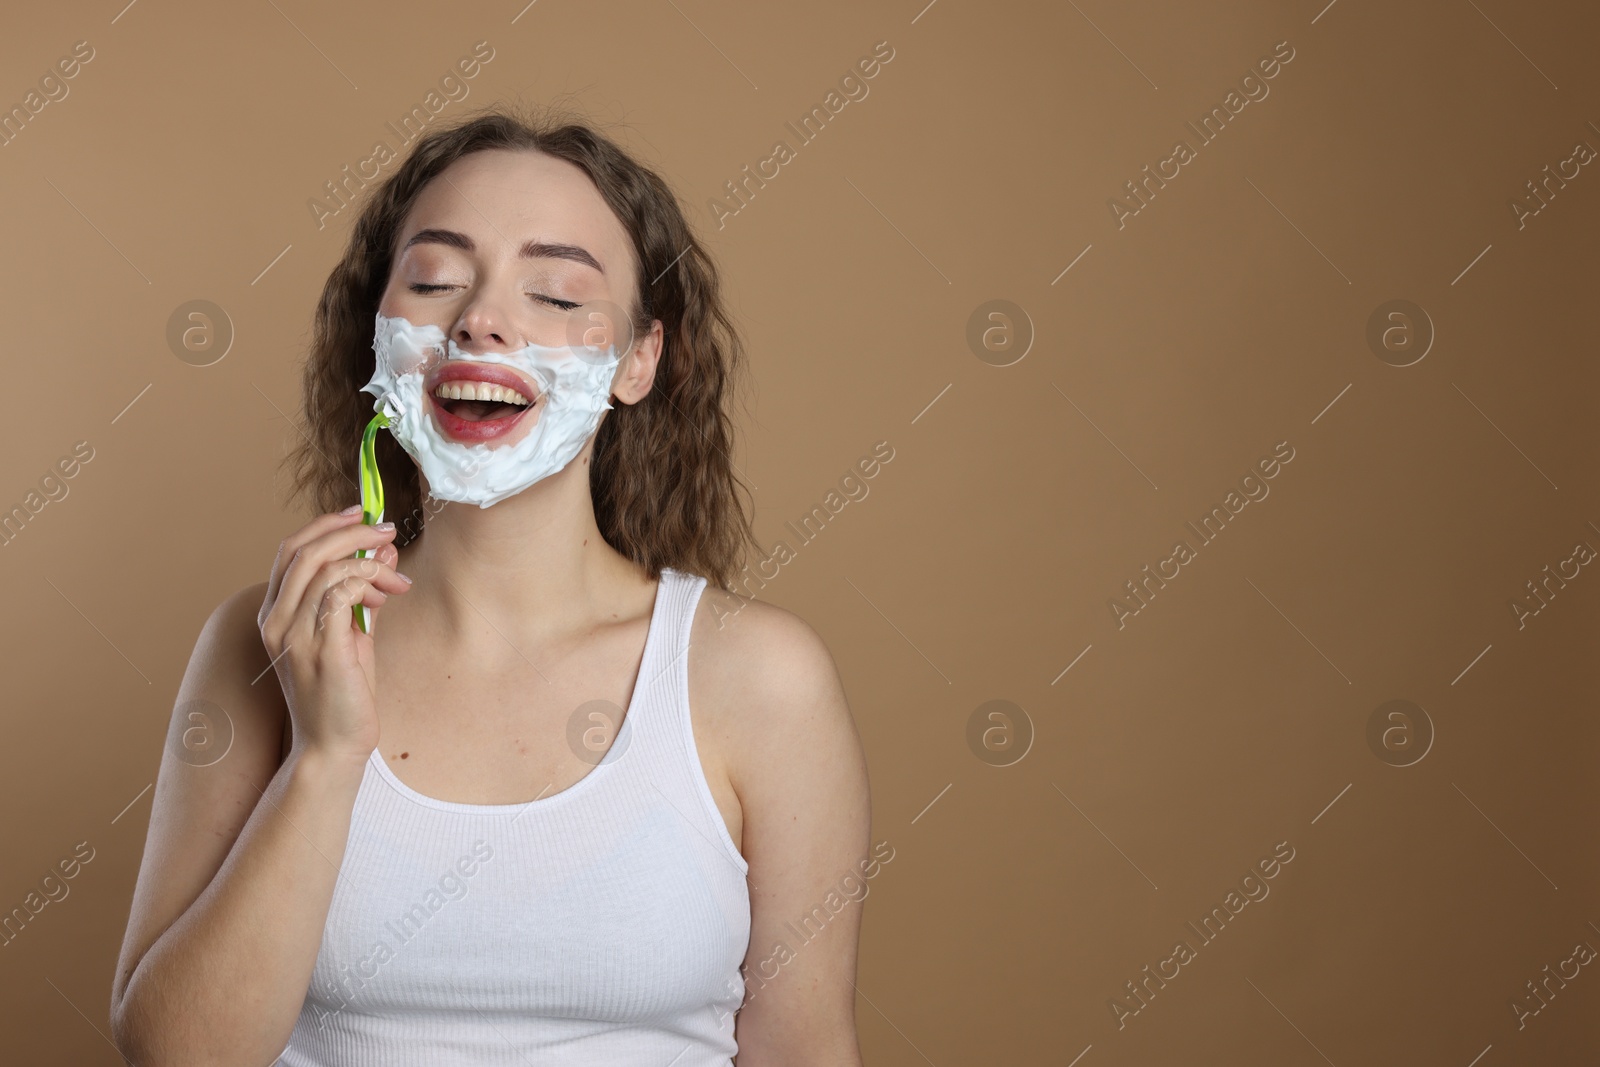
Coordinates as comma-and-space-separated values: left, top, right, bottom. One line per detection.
401, 227, 605, 275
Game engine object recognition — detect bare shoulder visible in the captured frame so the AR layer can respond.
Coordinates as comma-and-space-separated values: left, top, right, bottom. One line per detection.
193, 581, 289, 747
688, 583, 864, 796
692, 584, 838, 682
162, 578, 290, 801
207, 580, 276, 670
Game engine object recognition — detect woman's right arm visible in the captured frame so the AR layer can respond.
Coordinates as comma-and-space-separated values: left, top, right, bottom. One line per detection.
109, 509, 408, 1066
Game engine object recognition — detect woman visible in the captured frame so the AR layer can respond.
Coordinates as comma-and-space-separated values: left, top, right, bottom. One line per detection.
109, 106, 872, 1066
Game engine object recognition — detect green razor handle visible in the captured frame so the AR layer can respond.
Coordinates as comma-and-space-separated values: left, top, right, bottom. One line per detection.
353, 409, 391, 634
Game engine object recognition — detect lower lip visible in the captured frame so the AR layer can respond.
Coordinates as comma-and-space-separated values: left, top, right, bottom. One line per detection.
428, 393, 538, 443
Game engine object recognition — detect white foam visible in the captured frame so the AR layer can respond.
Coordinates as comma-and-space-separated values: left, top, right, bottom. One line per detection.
361, 312, 621, 508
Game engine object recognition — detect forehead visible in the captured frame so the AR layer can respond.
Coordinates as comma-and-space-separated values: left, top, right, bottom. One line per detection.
396, 148, 634, 279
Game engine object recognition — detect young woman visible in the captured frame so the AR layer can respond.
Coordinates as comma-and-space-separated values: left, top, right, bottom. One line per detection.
109, 107, 871, 1066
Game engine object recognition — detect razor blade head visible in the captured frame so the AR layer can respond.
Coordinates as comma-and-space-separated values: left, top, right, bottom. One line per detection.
378, 392, 406, 421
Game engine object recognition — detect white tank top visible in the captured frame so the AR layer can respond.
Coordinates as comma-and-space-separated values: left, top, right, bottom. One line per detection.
275, 567, 751, 1066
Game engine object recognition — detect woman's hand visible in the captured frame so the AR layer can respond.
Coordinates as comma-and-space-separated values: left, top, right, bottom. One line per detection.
257, 506, 412, 763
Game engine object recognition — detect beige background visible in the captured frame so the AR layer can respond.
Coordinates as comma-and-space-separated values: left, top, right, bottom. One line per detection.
0, 0, 1595, 1062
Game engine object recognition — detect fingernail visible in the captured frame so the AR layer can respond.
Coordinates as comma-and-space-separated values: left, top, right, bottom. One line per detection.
340, 504, 362, 516
397, 571, 413, 584
374, 521, 395, 532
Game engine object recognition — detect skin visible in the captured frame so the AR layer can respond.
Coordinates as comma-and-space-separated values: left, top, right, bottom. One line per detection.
109, 148, 871, 1066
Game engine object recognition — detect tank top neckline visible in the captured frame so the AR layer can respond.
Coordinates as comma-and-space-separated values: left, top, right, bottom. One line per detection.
365, 567, 678, 816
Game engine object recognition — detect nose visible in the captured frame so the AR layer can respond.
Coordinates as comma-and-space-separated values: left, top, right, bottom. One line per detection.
450, 294, 524, 354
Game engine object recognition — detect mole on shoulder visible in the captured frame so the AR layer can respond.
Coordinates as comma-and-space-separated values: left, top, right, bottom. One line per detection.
400, 752, 409, 759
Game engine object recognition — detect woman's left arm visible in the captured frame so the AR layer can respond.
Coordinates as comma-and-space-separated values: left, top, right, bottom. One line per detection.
713, 604, 873, 1066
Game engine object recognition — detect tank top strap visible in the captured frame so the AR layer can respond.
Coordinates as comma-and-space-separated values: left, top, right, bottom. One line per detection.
619, 566, 748, 876
653, 566, 705, 691
619, 566, 701, 748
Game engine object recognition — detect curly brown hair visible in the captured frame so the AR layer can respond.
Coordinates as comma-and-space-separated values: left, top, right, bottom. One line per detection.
285, 103, 759, 590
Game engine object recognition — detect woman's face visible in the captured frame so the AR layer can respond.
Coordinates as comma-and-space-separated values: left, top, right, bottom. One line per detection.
377, 148, 657, 450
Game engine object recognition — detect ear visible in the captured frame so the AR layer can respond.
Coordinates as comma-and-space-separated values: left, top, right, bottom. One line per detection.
611, 319, 665, 405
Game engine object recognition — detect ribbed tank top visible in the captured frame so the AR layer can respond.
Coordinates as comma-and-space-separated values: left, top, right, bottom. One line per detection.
274, 567, 751, 1066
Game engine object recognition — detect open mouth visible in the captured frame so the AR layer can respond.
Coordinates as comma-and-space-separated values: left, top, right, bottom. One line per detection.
426, 364, 542, 443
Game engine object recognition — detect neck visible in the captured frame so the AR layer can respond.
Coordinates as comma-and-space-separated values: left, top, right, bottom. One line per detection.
395, 453, 652, 645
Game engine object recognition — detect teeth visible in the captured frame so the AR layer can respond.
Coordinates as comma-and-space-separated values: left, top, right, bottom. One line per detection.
432, 380, 532, 405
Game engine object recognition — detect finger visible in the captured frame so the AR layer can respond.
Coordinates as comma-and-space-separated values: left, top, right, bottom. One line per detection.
265, 507, 364, 610
288, 555, 409, 645
300, 553, 409, 625
266, 523, 393, 647
310, 576, 390, 640
273, 523, 399, 633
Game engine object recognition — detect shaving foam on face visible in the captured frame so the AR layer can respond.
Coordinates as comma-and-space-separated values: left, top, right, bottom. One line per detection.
360, 312, 621, 509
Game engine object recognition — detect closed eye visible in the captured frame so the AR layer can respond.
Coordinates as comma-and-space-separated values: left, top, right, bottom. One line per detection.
407, 282, 579, 312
